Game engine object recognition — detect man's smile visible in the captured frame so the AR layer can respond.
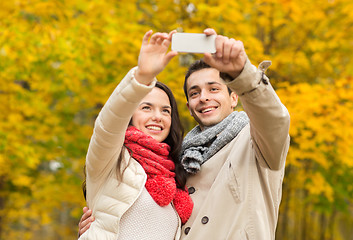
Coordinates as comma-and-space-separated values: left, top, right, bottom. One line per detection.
199, 106, 218, 113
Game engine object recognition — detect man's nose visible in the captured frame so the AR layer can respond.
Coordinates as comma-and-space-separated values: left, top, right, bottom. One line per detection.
199, 90, 210, 102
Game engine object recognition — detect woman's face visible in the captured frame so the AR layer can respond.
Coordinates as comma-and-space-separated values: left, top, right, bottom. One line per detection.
131, 87, 172, 142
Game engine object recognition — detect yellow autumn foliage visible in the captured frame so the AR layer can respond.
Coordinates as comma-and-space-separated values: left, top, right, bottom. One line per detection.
1, 0, 353, 239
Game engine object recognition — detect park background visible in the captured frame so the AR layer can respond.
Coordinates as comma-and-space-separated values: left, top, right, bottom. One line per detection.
1, 0, 353, 239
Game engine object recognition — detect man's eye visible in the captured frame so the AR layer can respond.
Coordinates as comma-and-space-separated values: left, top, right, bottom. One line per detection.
211, 87, 219, 91
189, 92, 198, 97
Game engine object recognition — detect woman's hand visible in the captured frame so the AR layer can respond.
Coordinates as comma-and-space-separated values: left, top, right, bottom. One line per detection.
77, 207, 94, 237
135, 30, 178, 85
203, 28, 247, 79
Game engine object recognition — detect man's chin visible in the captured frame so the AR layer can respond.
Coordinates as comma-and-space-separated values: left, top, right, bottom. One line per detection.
198, 118, 219, 129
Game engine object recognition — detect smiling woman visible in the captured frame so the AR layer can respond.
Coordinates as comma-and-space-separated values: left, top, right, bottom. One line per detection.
78, 31, 193, 240
131, 87, 172, 143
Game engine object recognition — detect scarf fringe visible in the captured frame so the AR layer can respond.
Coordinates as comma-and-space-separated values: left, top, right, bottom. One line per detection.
125, 126, 193, 224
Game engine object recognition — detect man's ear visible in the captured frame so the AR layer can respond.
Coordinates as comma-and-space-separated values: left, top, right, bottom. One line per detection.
186, 102, 193, 116
230, 92, 238, 109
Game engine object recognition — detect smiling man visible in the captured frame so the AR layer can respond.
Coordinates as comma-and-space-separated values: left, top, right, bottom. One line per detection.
185, 67, 238, 130
178, 29, 290, 240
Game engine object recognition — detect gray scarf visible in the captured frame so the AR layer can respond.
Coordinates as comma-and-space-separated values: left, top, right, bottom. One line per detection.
180, 111, 249, 174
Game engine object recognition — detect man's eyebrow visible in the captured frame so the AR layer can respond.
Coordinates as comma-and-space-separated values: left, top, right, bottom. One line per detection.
188, 81, 222, 92
207, 81, 222, 86
188, 85, 199, 92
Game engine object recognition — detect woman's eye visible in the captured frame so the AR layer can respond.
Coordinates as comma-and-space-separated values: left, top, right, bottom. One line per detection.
163, 109, 171, 114
142, 106, 151, 110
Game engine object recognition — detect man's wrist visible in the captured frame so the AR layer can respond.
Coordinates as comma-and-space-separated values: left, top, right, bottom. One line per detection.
226, 69, 243, 79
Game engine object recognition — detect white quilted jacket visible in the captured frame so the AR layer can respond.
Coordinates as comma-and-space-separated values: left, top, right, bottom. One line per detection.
79, 67, 181, 240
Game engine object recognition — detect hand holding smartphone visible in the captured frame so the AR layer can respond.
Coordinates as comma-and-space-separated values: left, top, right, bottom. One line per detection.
171, 33, 216, 53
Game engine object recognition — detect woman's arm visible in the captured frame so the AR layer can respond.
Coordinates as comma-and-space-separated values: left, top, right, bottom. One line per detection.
83, 29, 178, 213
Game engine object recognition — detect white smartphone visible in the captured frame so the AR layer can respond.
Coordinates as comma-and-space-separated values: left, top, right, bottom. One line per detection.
171, 33, 216, 53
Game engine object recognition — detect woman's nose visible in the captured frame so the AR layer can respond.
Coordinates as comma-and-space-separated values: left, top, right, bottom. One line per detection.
152, 111, 162, 122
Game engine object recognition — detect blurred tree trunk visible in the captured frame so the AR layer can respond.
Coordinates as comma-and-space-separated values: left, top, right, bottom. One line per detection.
0, 177, 5, 238
327, 209, 337, 240
277, 165, 292, 239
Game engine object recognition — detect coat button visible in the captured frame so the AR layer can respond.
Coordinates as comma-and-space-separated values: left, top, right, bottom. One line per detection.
184, 227, 190, 235
201, 216, 209, 224
188, 187, 195, 194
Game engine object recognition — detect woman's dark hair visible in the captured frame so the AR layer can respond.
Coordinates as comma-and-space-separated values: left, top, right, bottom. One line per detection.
82, 81, 187, 200
148, 81, 187, 189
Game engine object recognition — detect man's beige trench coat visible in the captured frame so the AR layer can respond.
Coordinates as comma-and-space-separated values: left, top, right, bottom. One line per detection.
180, 59, 290, 240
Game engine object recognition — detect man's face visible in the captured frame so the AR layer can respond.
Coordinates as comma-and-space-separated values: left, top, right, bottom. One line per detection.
186, 68, 238, 130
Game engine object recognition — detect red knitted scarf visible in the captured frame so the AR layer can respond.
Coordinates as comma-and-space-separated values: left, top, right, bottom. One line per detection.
124, 126, 193, 224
